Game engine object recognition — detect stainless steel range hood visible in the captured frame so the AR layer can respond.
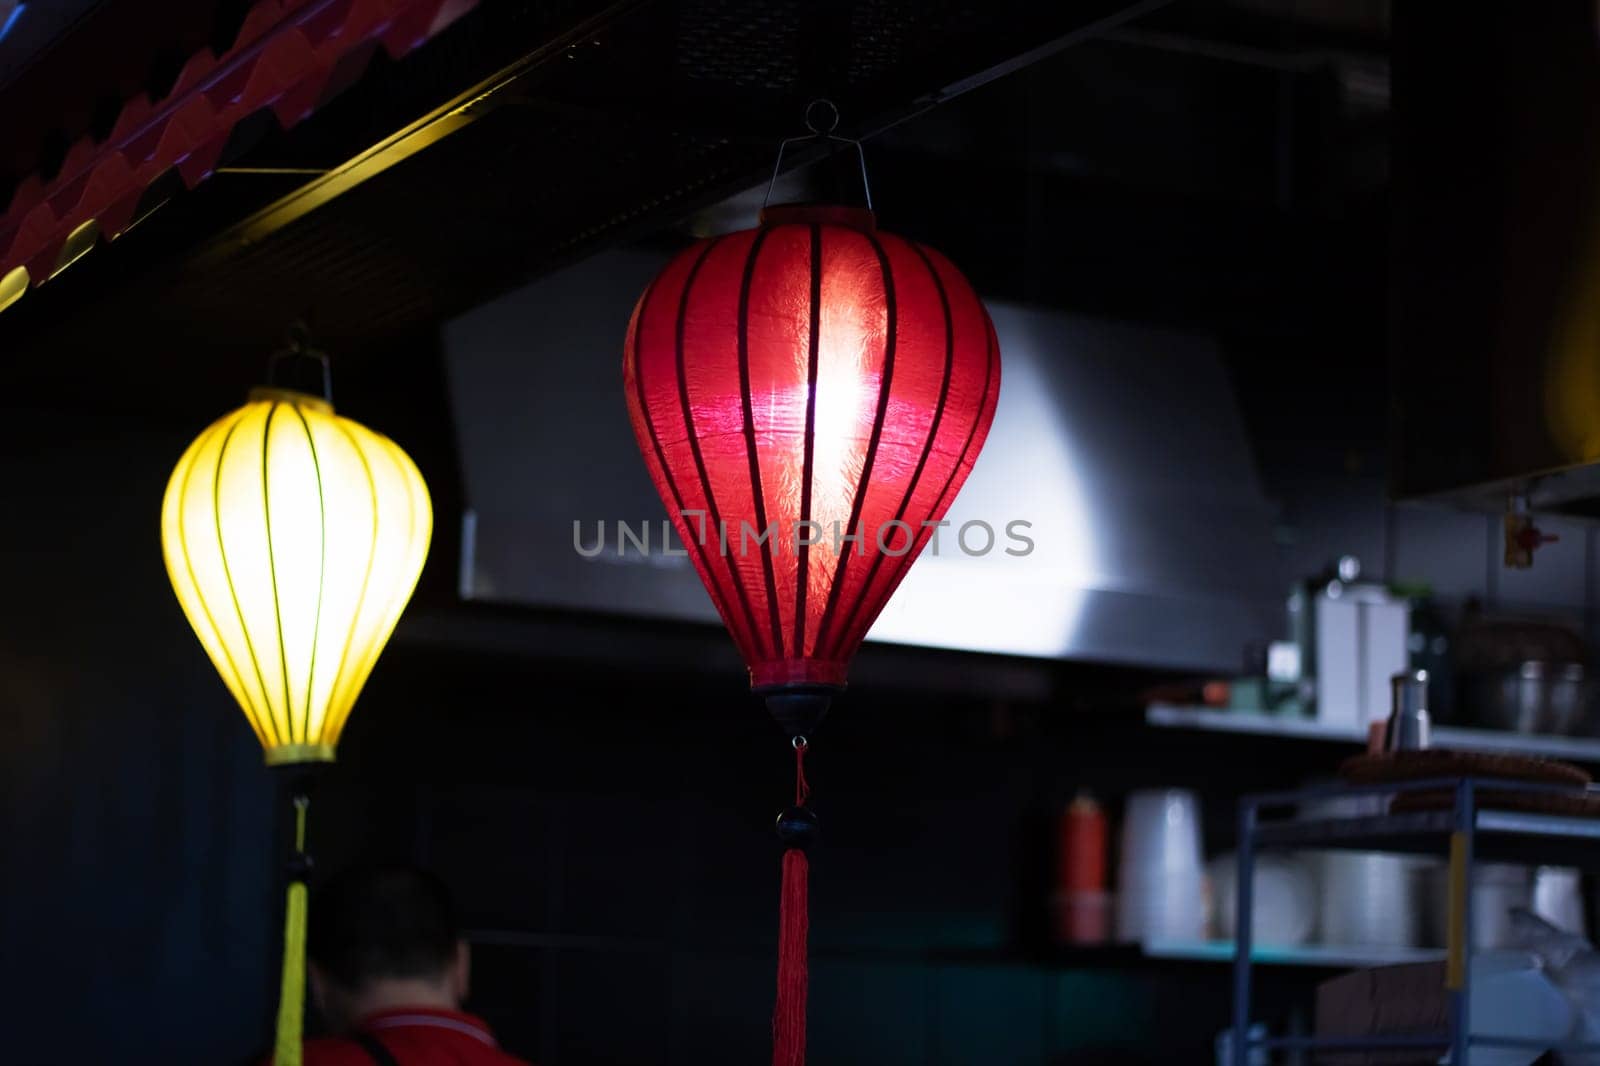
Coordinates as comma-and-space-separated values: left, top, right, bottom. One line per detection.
443, 247, 1285, 673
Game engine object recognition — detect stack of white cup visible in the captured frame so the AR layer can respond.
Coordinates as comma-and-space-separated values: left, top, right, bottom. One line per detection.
1116, 788, 1207, 943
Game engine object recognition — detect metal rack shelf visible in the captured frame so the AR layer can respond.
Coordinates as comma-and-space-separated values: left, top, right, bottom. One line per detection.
1230, 777, 1600, 1065
1252, 805, 1600, 868
1145, 938, 1443, 969
1147, 703, 1600, 762
1256, 1033, 1600, 1054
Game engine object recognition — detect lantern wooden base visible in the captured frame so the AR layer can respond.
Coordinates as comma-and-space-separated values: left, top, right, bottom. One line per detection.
264, 743, 336, 766
758, 685, 838, 740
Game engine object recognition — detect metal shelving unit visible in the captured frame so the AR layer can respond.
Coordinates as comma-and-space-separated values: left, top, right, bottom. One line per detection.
1146, 938, 1443, 968
1149, 703, 1600, 762
1230, 777, 1600, 1064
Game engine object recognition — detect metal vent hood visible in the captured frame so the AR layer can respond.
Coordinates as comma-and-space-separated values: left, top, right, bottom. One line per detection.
1393, 2, 1600, 517
444, 246, 1285, 674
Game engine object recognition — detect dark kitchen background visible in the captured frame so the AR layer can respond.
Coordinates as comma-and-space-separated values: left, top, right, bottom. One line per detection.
4, 1, 1600, 1063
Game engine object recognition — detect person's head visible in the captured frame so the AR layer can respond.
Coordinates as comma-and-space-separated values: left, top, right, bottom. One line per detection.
307, 865, 470, 1032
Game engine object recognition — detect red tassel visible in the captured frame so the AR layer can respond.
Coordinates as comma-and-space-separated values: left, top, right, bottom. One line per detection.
773, 846, 809, 1066
773, 739, 813, 1066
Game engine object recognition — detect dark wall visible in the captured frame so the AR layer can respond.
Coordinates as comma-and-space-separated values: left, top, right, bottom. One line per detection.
1391, 0, 1600, 494
0, 407, 277, 1064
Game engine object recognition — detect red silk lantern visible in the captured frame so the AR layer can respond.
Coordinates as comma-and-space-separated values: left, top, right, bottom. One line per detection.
625, 204, 999, 703
624, 203, 1000, 1065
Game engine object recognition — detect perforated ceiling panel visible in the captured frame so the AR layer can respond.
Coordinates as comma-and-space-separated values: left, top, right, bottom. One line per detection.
676, 0, 803, 88
0, 0, 1161, 414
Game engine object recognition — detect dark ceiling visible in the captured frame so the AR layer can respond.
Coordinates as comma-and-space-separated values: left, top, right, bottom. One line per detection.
0, 0, 1387, 428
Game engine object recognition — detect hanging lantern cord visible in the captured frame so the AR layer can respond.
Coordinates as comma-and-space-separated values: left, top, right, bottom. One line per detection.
773, 735, 817, 1066
288, 791, 312, 879
763, 98, 873, 212
791, 735, 811, 807
266, 320, 334, 404
273, 787, 314, 1066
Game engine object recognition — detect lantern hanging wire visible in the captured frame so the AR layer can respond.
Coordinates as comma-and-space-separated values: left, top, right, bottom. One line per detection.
266, 319, 334, 405
762, 98, 873, 211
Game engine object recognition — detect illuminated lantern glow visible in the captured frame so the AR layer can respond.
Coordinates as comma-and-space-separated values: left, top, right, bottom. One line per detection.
625, 203, 1000, 1066
161, 387, 432, 765
624, 205, 1000, 702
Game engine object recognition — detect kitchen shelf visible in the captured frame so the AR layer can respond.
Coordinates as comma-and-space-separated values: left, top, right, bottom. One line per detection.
1143, 938, 1443, 968
1231, 777, 1600, 1065
1147, 703, 1600, 762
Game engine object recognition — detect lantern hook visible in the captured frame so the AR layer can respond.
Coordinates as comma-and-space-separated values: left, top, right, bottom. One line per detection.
266, 319, 334, 405
803, 99, 839, 135
763, 98, 873, 212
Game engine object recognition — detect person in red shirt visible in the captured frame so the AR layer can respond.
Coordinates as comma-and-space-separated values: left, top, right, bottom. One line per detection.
291, 864, 530, 1066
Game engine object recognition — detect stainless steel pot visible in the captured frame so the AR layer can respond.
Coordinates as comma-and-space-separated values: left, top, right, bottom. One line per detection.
1458, 660, 1595, 735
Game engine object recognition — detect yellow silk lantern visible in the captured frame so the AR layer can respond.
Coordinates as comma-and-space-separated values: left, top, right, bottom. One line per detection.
161, 387, 432, 764
161, 381, 431, 1066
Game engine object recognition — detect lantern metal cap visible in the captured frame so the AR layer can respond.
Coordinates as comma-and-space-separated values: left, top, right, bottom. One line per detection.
248, 386, 334, 414
759, 203, 876, 232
